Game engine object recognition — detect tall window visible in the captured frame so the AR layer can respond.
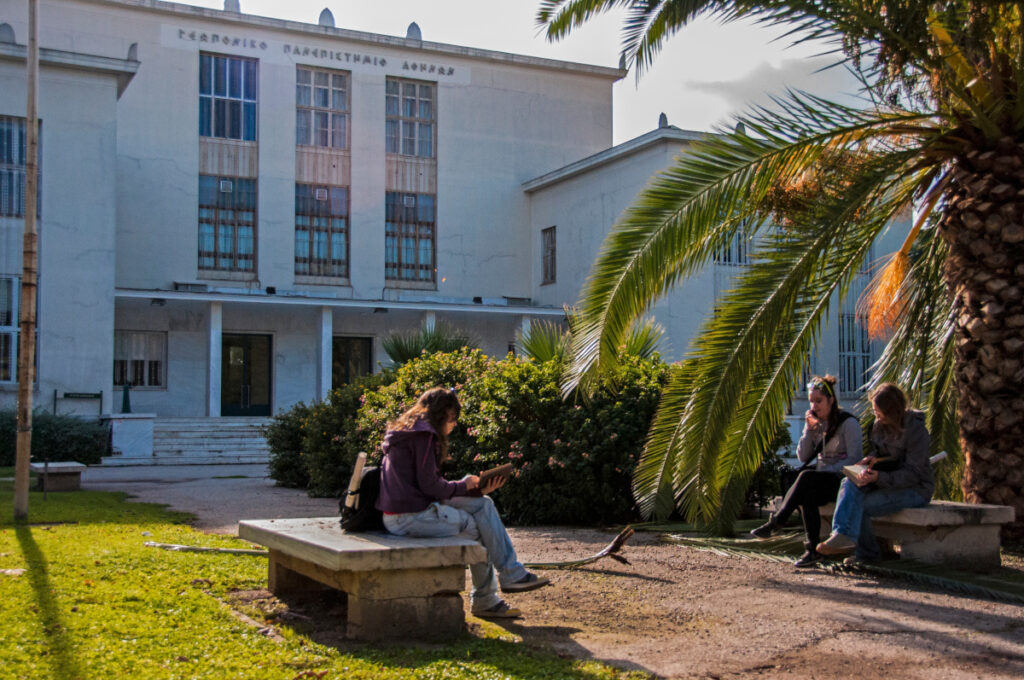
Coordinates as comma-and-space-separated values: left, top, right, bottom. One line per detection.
0, 277, 17, 382
295, 184, 348, 277
113, 331, 166, 388
296, 67, 349, 148
1, 116, 39, 217
385, 192, 435, 282
542, 226, 556, 284
198, 176, 256, 272
332, 336, 372, 387
199, 53, 258, 141
838, 248, 874, 392
385, 78, 434, 157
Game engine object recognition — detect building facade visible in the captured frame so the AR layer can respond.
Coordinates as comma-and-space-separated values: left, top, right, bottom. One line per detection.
0, 0, 898, 441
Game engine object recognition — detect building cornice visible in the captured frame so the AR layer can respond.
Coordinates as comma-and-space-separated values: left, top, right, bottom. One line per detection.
76, 0, 626, 80
522, 126, 711, 193
0, 42, 139, 97
115, 288, 567, 317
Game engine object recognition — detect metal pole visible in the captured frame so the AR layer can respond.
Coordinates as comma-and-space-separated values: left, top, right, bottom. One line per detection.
14, 0, 39, 520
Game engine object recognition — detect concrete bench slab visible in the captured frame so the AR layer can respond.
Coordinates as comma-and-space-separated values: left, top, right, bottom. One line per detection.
819, 500, 1014, 570
239, 517, 487, 641
30, 462, 86, 491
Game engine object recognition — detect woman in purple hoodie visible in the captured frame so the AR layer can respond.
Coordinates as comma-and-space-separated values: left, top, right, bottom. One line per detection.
376, 387, 549, 619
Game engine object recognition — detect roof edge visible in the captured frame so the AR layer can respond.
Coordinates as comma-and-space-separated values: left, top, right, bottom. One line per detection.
79, 0, 626, 79
522, 126, 710, 193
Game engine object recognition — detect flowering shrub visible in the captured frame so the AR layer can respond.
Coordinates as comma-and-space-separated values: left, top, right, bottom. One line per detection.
266, 349, 668, 525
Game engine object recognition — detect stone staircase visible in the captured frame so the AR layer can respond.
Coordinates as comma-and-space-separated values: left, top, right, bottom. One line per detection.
101, 417, 272, 466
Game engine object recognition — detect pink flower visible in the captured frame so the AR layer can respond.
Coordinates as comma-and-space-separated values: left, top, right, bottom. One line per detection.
581, 452, 589, 459
553, 439, 562, 445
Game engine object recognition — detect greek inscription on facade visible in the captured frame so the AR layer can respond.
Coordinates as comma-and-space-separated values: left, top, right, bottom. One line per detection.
178, 28, 267, 50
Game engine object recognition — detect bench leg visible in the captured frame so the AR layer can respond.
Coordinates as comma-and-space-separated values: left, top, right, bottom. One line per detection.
874, 522, 1003, 570
348, 592, 465, 641
267, 549, 325, 596
37, 474, 82, 492
344, 566, 468, 641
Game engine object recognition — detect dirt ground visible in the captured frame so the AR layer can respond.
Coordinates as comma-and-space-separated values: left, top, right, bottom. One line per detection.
227, 527, 1024, 680
84, 466, 1024, 679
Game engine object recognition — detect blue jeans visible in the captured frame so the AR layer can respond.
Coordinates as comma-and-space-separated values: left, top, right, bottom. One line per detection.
831, 479, 928, 560
382, 495, 528, 612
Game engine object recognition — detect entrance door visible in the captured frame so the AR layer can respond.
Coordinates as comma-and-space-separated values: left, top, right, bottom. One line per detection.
221, 334, 271, 416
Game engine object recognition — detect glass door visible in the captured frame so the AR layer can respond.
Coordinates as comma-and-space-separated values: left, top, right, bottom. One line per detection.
221, 333, 271, 416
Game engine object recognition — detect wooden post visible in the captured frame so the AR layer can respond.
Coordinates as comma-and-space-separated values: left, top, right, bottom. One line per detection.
14, 0, 39, 520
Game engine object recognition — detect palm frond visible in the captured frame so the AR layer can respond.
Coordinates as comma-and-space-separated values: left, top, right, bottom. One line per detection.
633, 143, 931, 528
516, 320, 570, 364
622, 317, 667, 358
565, 92, 933, 397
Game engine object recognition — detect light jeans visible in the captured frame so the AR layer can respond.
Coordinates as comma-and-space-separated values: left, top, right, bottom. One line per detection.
382, 495, 528, 612
831, 478, 928, 560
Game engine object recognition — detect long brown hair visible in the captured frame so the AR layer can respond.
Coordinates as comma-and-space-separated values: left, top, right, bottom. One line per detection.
808, 374, 843, 437
388, 387, 461, 463
871, 383, 908, 438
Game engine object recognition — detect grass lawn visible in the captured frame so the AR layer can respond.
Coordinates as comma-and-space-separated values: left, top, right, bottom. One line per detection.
0, 482, 648, 680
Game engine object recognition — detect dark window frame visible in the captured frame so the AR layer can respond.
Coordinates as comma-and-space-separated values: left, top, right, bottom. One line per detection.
295, 184, 349, 277
199, 53, 258, 141
198, 175, 257, 273
385, 192, 436, 282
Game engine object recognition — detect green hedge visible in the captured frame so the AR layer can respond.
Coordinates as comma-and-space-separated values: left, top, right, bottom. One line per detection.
0, 410, 109, 466
266, 350, 668, 526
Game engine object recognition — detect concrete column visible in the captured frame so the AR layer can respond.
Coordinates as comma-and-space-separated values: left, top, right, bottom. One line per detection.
207, 301, 222, 417
318, 306, 332, 401
519, 315, 531, 342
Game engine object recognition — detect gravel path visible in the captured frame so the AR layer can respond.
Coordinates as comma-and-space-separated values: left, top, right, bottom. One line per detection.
81, 463, 1024, 679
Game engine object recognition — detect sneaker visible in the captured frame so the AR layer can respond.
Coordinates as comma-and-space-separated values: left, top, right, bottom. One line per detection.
501, 572, 550, 593
793, 550, 822, 568
817, 533, 856, 556
750, 520, 777, 539
473, 600, 522, 619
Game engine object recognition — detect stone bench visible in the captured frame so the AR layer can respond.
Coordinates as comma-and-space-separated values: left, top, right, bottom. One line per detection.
29, 461, 86, 491
818, 500, 1014, 570
238, 517, 486, 641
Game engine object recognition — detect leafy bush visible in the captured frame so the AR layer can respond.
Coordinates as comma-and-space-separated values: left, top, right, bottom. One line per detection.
266, 348, 668, 525
358, 350, 668, 525
0, 410, 109, 466
302, 371, 395, 497
264, 402, 313, 489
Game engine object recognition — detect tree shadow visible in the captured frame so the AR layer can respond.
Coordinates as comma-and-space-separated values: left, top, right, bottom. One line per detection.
15, 524, 84, 680
758, 576, 1024, 674
250, 588, 657, 678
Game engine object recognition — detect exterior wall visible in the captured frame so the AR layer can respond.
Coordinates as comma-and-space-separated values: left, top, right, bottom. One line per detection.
0, 58, 120, 415
528, 138, 716, 359
1, 0, 618, 418
17, 0, 614, 302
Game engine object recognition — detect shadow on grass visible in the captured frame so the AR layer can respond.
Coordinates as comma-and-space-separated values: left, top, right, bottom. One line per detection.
15, 524, 85, 680
244, 588, 654, 679
0, 484, 194, 528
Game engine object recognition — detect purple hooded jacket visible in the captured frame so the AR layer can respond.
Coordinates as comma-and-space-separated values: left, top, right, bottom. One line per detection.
376, 419, 469, 514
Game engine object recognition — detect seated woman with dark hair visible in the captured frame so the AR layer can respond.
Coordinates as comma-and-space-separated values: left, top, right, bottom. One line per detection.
750, 375, 861, 567
376, 387, 550, 620
816, 383, 934, 564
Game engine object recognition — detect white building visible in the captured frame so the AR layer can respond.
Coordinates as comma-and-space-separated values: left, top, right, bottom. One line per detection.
0, 0, 897, 458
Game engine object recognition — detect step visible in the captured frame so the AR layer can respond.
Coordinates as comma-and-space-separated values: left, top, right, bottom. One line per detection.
101, 452, 269, 466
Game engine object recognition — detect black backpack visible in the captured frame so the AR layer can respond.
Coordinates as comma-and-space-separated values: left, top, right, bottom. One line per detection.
339, 465, 385, 532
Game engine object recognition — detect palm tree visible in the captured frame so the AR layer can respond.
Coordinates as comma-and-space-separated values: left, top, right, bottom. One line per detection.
538, 1, 1024, 537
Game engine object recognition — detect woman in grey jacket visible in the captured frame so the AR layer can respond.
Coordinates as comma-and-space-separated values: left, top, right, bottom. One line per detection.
817, 383, 933, 562
750, 375, 861, 567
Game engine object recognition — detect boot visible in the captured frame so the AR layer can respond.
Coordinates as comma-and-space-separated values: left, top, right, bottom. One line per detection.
749, 516, 779, 539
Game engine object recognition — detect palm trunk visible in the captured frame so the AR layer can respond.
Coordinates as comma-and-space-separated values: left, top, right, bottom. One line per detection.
940, 136, 1024, 541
